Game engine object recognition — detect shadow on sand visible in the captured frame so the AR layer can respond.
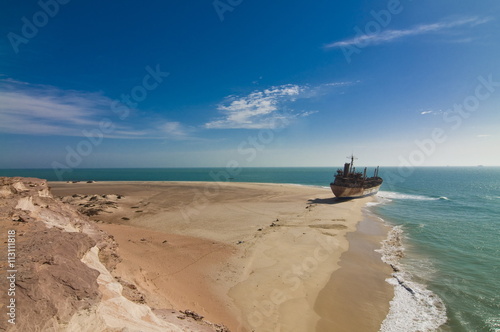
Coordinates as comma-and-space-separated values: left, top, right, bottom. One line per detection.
307, 197, 354, 205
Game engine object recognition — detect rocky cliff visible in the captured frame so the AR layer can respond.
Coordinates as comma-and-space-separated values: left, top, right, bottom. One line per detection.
0, 177, 225, 332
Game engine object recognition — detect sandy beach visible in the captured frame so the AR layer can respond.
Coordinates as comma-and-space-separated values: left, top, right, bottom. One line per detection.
50, 181, 393, 331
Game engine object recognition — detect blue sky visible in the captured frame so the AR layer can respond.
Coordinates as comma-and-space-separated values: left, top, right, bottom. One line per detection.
1, 0, 499, 169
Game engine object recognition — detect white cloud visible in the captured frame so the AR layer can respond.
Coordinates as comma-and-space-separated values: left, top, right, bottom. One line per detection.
300, 110, 319, 117
325, 16, 491, 49
205, 84, 304, 129
419, 109, 444, 116
0, 80, 115, 136
0, 79, 196, 140
205, 82, 353, 129
157, 121, 195, 140
0, 78, 352, 138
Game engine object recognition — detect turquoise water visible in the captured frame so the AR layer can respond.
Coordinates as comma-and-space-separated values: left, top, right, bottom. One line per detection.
0, 167, 334, 183
374, 167, 500, 332
1, 167, 499, 331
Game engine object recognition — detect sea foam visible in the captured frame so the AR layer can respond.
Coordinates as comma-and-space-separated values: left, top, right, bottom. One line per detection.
377, 226, 448, 332
377, 191, 444, 201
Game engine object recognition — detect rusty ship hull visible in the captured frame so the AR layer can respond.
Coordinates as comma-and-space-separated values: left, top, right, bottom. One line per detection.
330, 156, 383, 199
330, 182, 381, 198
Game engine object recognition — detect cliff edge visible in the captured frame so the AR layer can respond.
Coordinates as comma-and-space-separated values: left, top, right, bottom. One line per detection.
0, 177, 226, 332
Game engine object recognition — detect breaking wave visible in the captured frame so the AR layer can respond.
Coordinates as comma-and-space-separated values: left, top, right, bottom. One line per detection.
365, 201, 383, 207
377, 191, 447, 201
377, 226, 447, 332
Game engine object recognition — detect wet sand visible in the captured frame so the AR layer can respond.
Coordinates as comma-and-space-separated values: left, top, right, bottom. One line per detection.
315, 217, 393, 331
50, 181, 392, 331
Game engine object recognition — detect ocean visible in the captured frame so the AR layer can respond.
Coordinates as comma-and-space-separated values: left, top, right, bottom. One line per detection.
1, 166, 499, 332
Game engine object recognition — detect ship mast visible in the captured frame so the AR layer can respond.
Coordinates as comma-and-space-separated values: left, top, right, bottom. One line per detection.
347, 154, 358, 173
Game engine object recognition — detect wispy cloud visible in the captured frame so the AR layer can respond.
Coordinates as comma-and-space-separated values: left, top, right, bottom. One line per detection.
0, 78, 354, 136
157, 121, 196, 140
325, 16, 492, 49
205, 82, 353, 129
205, 84, 304, 129
419, 109, 444, 116
0, 79, 195, 140
0, 81, 109, 136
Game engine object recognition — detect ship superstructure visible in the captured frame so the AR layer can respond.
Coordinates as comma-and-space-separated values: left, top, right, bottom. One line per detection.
330, 155, 383, 198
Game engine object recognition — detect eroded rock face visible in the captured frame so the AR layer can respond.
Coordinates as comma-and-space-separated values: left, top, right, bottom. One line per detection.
0, 178, 107, 331
10, 228, 101, 331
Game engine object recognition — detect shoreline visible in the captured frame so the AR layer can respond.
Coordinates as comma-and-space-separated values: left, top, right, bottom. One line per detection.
50, 181, 393, 331
315, 213, 393, 331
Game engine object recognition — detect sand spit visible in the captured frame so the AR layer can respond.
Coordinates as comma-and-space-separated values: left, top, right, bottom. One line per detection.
50, 181, 393, 331
0, 177, 227, 332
